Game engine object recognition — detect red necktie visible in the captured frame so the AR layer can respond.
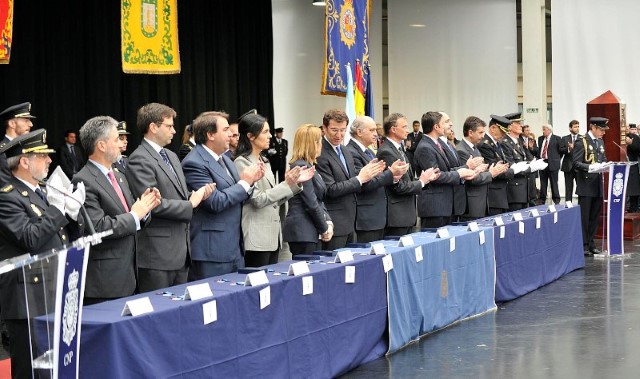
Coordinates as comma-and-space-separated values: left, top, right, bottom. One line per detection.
108, 171, 130, 212
542, 138, 549, 159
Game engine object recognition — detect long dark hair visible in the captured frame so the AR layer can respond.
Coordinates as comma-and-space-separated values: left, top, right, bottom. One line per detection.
235, 113, 269, 161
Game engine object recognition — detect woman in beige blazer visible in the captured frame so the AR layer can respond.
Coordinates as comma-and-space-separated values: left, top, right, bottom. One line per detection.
234, 113, 314, 266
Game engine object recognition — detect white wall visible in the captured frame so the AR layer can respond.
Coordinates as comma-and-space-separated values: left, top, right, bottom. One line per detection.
387, 0, 518, 135
272, 0, 383, 152
553, 0, 640, 133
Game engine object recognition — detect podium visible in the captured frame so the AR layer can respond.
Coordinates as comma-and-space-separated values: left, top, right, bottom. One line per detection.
0, 231, 111, 379
589, 162, 636, 256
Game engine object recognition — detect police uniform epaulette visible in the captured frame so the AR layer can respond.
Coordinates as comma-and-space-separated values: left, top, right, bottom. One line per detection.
1, 184, 13, 193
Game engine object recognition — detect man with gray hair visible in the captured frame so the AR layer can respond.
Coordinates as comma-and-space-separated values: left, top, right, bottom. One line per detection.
345, 116, 408, 242
537, 124, 566, 204
73, 116, 161, 304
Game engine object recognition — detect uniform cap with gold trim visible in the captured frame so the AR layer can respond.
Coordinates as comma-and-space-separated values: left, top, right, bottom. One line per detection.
0, 129, 55, 158
0, 102, 36, 121
489, 114, 511, 134
117, 121, 131, 135
504, 112, 524, 123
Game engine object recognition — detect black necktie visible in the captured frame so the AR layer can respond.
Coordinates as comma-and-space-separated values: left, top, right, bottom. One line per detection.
35, 187, 49, 205
159, 148, 178, 180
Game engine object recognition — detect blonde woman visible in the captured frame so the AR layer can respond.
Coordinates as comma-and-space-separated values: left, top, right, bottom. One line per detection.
234, 113, 314, 266
283, 124, 334, 255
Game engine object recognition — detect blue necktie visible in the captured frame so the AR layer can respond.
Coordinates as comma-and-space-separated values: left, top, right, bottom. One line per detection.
336, 146, 349, 174
365, 148, 375, 161
35, 187, 49, 205
159, 148, 178, 180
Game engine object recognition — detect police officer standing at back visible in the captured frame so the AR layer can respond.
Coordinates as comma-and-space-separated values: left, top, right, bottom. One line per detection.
0, 102, 36, 186
0, 129, 84, 378
573, 117, 608, 255
268, 127, 288, 183
114, 121, 130, 174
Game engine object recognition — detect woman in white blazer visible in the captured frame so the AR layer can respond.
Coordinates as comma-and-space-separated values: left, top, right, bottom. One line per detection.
234, 113, 314, 266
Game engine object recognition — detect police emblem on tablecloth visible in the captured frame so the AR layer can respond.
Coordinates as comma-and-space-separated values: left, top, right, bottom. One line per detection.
62, 270, 79, 346
339, 0, 356, 49
613, 172, 624, 197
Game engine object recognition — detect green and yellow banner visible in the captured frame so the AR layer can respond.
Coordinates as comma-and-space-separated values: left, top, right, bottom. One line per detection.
0, 0, 13, 64
121, 0, 180, 74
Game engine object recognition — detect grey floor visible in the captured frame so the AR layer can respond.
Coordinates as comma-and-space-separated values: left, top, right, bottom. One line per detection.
341, 240, 640, 379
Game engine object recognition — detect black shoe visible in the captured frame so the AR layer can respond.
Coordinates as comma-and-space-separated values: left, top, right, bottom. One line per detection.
590, 248, 602, 255
584, 250, 594, 256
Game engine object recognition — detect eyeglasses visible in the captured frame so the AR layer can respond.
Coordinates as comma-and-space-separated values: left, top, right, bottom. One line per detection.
157, 122, 175, 129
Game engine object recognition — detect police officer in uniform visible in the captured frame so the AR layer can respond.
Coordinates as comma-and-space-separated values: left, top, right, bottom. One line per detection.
573, 117, 608, 255
0, 102, 36, 186
268, 127, 288, 183
0, 129, 83, 378
114, 121, 130, 174
500, 112, 532, 211
478, 115, 515, 215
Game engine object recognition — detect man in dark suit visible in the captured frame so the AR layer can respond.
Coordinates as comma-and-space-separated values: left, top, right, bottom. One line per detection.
405, 120, 423, 176
501, 112, 532, 211
537, 124, 567, 204
478, 115, 515, 215
58, 130, 86, 179
113, 121, 130, 174
74, 116, 160, 305
625, 124, 640, 212
0, 102, 35, 186
182, 111, 263, 278
561, 120, 581, 203
346, 116, 406, 243
573, 117, 608, 255
0, 129, 82, 378
316, 109, 386, 249
268, 127, 288, 182
126, 103, 214, 292
414, 111, 476, 228
377, 113, 440, 236
521, 124, 539, 205
457, 116, 509, 220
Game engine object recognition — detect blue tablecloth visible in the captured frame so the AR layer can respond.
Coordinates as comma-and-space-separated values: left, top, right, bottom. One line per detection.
367, 227, 497, 353
74, 254, 388, 378
476, 205, 585, 302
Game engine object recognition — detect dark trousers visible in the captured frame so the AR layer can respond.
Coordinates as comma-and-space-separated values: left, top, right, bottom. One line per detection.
322, 232, 354, 250
540, 168, 560, 203
420, 216, 449, 229
629, 196, 640, 212
189, 256, 245, 280
384, 226, 413, 238
579, 195, 603, 251
488, 207, 506, 216
288, 241, 321, 256
356, 229, 385, 244
271, 163, 286, 183
138, 265, 188, 293
245, 249, 279, 267
508, 203, 527, 212
6, 319, 31, 379
564, 170, 576, 202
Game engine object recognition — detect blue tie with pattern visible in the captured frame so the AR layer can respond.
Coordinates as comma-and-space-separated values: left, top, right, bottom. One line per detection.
336, 145, 349, 174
